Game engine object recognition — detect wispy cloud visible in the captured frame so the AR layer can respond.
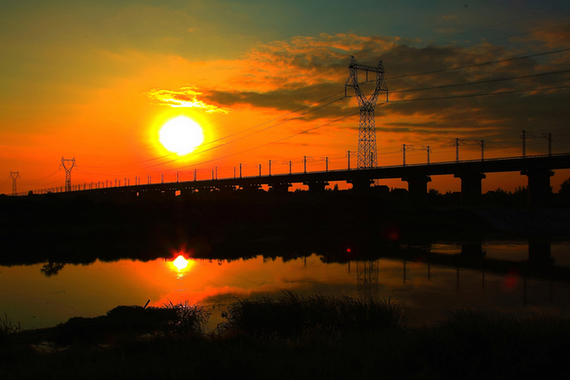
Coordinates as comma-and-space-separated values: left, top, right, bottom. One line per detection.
144, 87, 228, 113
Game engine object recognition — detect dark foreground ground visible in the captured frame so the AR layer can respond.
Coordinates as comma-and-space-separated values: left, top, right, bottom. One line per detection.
2, 293, 570, 380
2, 192, 570, 379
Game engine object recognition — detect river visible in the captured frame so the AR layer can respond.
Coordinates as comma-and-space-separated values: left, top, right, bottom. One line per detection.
2, 240, 569, 332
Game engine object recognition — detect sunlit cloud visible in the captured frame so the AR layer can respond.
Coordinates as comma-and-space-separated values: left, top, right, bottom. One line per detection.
181, 33, 570, 151
144, 87, 228, 113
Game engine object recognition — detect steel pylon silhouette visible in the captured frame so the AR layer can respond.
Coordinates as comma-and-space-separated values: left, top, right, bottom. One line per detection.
60, 157, 76, 192
345, 56, 388, 169
9, 171, 20, 196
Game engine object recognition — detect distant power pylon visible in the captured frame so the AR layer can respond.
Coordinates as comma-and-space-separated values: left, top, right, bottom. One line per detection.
60, 157, 76, 192
9, 171, 20, 196
345, 56, 388, 170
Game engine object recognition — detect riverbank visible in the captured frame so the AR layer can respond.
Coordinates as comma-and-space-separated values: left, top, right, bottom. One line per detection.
2, 293, 570, 380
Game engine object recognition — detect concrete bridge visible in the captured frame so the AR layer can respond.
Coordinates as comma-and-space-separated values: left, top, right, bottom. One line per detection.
48, 153, 570, 206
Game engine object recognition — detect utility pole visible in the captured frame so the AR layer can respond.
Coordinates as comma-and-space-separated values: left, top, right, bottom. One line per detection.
304, 156, 307, 173
239, 164, 242, 178
347, 150, 353, 170
421, 146, 431, 165
522, 130, 527, 157
474, 140, 486, 161
9, 171, 19, 196
321, 157, 329, 172
542, 133, 552, 156
268, 160, 272, 176
289, 161, 292, 174
258, 164, 261, 177
345, 56, 388, 169
454, 138, 465, 162
401, 144, 413, 166
60, 157, 76, 192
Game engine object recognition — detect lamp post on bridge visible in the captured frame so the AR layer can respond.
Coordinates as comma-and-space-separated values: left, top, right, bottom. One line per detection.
422, 146, 431, 165
402, 144, 413, 166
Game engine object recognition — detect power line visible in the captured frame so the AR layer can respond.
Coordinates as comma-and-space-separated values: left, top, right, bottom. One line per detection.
387, 84, 570, 103
428, 5, 570, 43
391, 68, 570, 94
386, 47, 570, 80
173, 111, 360, 172
462, 21, 570, 49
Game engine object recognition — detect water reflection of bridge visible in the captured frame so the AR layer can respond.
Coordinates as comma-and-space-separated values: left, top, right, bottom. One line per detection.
38, 153, 570, 206
347, 241, 569, 300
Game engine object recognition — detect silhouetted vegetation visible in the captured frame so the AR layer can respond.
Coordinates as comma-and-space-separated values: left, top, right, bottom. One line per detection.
2, 294, 570, 379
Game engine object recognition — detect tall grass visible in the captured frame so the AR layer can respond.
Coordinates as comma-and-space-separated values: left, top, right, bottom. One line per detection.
2, 297, 570, 379
0, 313, 22, 345
162, 300, 210, 336
218, 290, 406, 338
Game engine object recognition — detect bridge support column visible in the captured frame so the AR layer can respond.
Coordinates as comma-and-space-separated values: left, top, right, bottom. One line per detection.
347, 179, 373, 193
178, 188, 195, 198
460, 242, 485, 258
527, 236, 553, 266
403, 175, 431, 199
240, 184, 262, 192
196, 186, 214, 193
269, 183, 291, 194
522, 168, 553, 207
303, 180, 328, 193
454, 172, 486, 206
218, 185, 237, 193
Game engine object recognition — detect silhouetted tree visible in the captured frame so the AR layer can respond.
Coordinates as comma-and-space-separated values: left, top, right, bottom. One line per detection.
560, 177, 570, 196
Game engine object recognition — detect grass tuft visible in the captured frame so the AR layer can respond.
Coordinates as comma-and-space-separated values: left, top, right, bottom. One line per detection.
218, 290, 406, 338
161, 300, 210, 336
0, 313, 22, 346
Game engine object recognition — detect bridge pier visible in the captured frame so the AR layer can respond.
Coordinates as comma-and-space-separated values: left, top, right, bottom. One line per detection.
454, 172, 486, 206
196, 186, 215, 193
269, 182, 291, 194
403, 175, 431, 199
240, 184, 262, 192
218, 185, 237, 194
460, 242, 485, 258
303, 180, 328, 193
528, 236, 553, 266
522, 168, 553, 207
347, 179, 373, 193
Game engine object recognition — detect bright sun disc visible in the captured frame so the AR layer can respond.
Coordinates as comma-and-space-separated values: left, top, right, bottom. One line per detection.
172, 255, 189, 271
159, 116, 204, 155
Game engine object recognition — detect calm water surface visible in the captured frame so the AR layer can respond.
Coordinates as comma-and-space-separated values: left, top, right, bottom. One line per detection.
2, 240, 570, 331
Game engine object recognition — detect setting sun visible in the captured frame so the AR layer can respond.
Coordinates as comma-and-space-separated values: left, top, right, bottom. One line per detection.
172, 255, 189, 271
159, 116, 204, 156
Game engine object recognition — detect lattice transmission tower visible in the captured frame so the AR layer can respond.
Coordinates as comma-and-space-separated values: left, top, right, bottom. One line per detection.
345, 56, 388, 169
9, 171, 20, 196
60, 157, 76, 192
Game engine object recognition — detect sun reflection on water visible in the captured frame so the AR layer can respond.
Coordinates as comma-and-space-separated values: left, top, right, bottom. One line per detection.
170, 255, 194, 278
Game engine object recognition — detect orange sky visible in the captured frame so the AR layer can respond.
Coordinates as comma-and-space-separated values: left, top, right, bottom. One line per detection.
1, 1, 570, 195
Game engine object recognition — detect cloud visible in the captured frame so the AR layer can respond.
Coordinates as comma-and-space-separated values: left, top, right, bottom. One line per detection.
144, 87, 228, 113
150, 33, 570, 152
